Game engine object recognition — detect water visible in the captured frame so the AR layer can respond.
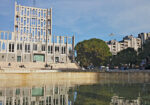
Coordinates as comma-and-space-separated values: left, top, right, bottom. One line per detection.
0, 72, 150, 105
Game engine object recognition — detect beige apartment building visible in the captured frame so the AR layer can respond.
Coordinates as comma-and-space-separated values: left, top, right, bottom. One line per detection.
138, 32, 150, 45
107, 35, 141, 55
0, 2, 75, 63
110, 96, 141, 105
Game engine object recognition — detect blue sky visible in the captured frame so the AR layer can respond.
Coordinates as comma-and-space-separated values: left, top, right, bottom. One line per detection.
0, 0, 150, 44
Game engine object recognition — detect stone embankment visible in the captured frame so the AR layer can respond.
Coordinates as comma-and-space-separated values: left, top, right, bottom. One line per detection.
0, 72, 150, 88
0, 62, 80, 71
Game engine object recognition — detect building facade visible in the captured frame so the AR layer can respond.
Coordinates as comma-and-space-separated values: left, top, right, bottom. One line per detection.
138, 32, 150, 45
0, 2, 75, 63
0, 85, 74, 105
107, 35, 141, 55
110, 96, 141, 105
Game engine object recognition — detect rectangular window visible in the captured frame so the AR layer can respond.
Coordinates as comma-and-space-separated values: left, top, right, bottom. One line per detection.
51, 46, 53, 54
21, 18, 23, 23
27, 18, 29, 24
17, 44, 19, 50
38, 12, 40, 17
21, 10, 24, 15
41, 10, 43, 17
41, 22, 43, 27
64, 47, 66, 53
44, 13, 46, 18
33, 44, 37, 51
9, 44, 11, 52
25, 44, 30, 53
28, 45, 30, 52
17, 44, 22, 50
27, 11, 29, 16
42, 45, 45, 51
41, 29, 43, 35
25, 44, 27, 52
24, 8, 26, 15
55, 46, 59, 52
20, 44, 22, 50
12, 44, 14, 52
48, 46, 50, 53
38, 19, 40, 24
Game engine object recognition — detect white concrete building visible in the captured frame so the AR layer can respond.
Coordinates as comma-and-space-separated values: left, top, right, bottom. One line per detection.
0, 2, 75, 63
107, 35, 141, 55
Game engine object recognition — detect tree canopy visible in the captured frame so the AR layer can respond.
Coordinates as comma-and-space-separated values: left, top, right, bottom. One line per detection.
75, 38, 111, 68
111, 48, 137, 68
138, 40, 150, 60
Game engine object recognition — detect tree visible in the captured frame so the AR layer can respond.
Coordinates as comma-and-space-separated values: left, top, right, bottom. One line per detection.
111, 48, 137, 68
75, 38, 111, 68
138, 40, 150, 68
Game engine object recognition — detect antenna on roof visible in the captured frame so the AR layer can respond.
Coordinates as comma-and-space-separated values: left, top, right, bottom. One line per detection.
109, 33, 115, 36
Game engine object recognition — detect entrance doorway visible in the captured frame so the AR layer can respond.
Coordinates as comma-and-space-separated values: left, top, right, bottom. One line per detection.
17, 56, 21, 62
55, 57, 59, 63
33, 54, 45, 62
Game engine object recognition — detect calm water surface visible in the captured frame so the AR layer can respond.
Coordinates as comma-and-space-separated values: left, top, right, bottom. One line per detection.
0, 72, 150, 105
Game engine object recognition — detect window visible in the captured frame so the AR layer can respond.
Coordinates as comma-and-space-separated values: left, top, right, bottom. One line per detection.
21, 10, 24, 15
24, 27, 26, 33
17, 44, 19, 50
21, 17, 23, 23
41, 10, 43, 17
33, 44, 37, 51
61, 47, 66, 54
41, 22, 43, 27
35, 29, 37, 35
38, 12, 40, 17
24, 20, 26, 25
44, 13, 46, 18
24, 8, 26, 14
55, 46, 59, 52
9, 43, 14, 52
42, 45, 45, 51
41, 29, 43, 35
48, 46, 53, 54
17, 44, 22, 50
25, 44, 30, 53
16, 6, 19, 11
38, 19, 40, 24
69, 47, 72, 53
27, 18, 29, 24
44, 20, 46, 26
27, 11, 29, 16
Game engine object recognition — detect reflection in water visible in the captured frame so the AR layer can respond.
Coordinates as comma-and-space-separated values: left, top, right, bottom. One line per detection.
0, 72, 150, 105
74, 84, 150, 105
0, 85, 75, 105
110, 96, 141, 105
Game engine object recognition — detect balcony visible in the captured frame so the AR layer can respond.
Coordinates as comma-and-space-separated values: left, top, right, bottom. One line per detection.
47, 15, 51, 20
47, 25, 51, 29
15, 21, 19, 27
16, 12, 20, 17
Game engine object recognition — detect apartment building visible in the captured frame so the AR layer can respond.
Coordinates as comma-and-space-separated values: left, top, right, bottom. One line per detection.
110, 96, 141, 105
138, 32, 150, 45
107, 35, 141, 55
0, 2, 75, 63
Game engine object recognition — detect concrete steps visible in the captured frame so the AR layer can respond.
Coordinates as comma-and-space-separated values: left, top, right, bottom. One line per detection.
0, 62, 80, 70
